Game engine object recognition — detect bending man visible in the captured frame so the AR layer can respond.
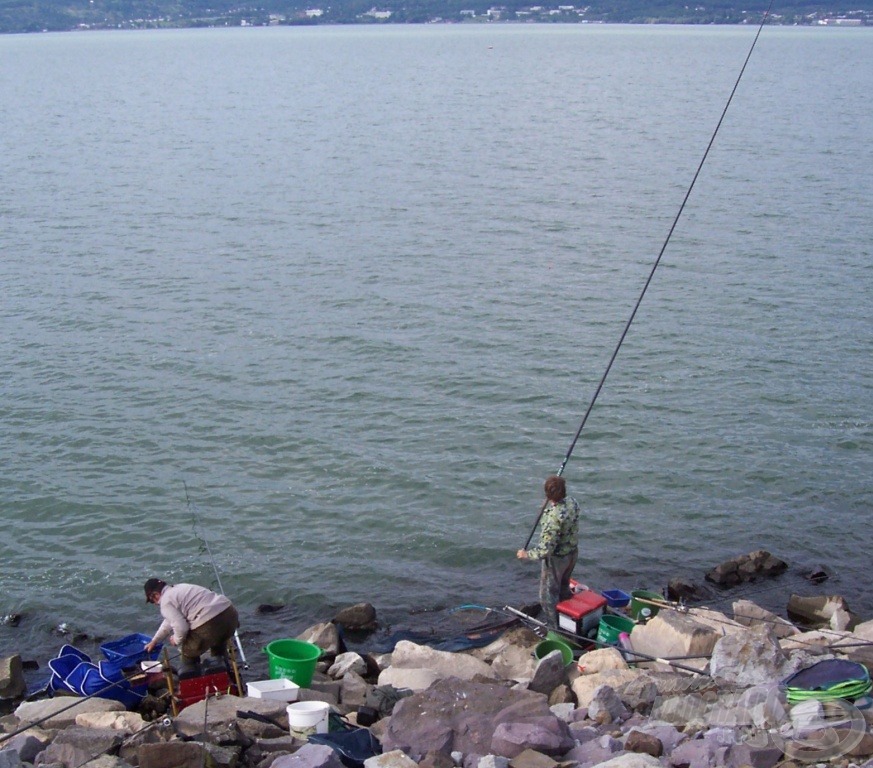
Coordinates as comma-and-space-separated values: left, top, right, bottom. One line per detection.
143, 578, 239, 674
516, 475, 580, 629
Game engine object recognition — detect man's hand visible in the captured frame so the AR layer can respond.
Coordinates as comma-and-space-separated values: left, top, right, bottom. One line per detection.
516, 549, 527, 560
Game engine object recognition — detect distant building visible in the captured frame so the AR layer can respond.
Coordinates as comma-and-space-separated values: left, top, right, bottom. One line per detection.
305, 8, 323, 16
364, 7, 392, 17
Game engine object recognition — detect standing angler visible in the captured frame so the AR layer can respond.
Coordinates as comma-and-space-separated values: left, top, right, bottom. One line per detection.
517, 475, 580, 629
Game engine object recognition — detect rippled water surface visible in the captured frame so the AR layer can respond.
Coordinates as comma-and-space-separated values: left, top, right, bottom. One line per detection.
1, 25, 871, 675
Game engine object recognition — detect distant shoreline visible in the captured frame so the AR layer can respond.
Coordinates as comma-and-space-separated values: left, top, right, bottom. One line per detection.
2, 12, 869, 36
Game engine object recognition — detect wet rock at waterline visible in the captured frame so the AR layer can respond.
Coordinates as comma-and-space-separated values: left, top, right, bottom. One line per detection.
704, 549, 788, 587
333, 603, 378, 632
0, 655, 26, 700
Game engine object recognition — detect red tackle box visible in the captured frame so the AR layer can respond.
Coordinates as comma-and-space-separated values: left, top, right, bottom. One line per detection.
557, 589, 607, 637
177, 670, 237, 709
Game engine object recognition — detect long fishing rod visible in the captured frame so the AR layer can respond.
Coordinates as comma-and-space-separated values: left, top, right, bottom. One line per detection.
522, 2, 774, 551
0, 673, 170, 746
184, 481, 248, 668
503, 606, 709, 675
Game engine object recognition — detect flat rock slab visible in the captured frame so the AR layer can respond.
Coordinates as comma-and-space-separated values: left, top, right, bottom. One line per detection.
15, 697, 125, 730
175, 693, 290, 737
389, 640, 496, 681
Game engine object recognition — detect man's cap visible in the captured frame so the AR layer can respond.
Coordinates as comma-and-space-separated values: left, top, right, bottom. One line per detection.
144, 578, 166, 602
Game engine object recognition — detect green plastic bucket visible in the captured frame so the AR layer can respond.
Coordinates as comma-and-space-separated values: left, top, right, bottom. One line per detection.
547, 630, 584, 651
630, 590, 664, 620
596, 614, 636, 646
534, 638, 574, 666
265, 639, 322, 687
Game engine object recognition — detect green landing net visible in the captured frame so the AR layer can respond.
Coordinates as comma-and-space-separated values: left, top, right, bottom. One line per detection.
783, 659, 872, 705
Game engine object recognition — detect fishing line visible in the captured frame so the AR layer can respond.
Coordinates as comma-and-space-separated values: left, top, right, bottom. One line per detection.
184, 481, 248, 668
523, 1, 774, 550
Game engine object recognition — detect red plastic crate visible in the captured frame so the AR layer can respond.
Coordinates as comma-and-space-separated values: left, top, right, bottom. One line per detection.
177, 671, 237, 709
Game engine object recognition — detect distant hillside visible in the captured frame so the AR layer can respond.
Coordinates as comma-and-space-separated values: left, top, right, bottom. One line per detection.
1, 0, 870, 33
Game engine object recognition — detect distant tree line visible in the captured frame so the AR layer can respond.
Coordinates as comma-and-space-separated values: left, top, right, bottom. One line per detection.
1, 0, 870, 33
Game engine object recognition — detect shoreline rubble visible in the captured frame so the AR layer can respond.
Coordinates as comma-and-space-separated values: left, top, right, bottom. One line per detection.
3, 556, 873, 768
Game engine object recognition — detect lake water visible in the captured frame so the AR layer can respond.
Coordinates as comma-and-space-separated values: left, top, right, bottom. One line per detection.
1, 24, 871, 678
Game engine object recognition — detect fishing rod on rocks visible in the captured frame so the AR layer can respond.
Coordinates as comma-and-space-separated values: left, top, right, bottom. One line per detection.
184, 481, 248, 669
503, 606, 710, 676
0, 675, 172, 746
522, 0, 774, 551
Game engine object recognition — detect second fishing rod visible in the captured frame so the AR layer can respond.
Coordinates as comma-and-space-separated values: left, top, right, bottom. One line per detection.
522, 2, 773, 550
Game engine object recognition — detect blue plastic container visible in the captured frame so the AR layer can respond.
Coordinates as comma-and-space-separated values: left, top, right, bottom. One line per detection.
100, 633, 161, 668
601, 589, 631, 609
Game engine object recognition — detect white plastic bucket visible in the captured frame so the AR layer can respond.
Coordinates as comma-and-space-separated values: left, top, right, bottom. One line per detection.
286, 701, 329, 740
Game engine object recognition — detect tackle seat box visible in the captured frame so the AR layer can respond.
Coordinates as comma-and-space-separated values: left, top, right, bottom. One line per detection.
557, 589, 608, 636
178, 670, 237, 709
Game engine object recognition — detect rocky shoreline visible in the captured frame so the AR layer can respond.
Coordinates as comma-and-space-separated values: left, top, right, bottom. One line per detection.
3, 555, 873, 768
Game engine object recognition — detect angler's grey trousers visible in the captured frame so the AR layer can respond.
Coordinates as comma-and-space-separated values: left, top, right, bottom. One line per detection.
540, 547, 578, 630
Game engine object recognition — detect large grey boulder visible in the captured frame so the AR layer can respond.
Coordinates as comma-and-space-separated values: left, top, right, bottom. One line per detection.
174, 693, 288, 739
576, 648, 628, 675
364, 751, 419, 768
628, 611, 721, 672
732, 600, 798, 638
36, 727, 124, 768
0, 728, 52, 763
650, 693, 709, 731
586, 754, 663, 768
709, 625, 788, 687
490, 720, 575, 759
74, 712, 147, 731
334, 603, 377, 632
389, 641, 496, 681
624, 730, 663, 758
528, 651, 567, 696
328, 652, 368, 679
15, 697, 125, 730
587, 685, 628, 724
339, 670, 372, 710
273, 744, 345, 768
705, 550, 787, 587
616, 676, 659, 713
571, 669, 639, 709
563, 734, 622, 765
380, 678, 572, 760
667, 737, 719, 768
0, 656, 25, 700
298, 623, 341, 657
377, 667, 440, 692
0, 750, 22, 768
631, 723, 686, 754
137, 741, 239, 768
78, 757, 134, 768
725, 742, 783, 768
473, 627, 540, 682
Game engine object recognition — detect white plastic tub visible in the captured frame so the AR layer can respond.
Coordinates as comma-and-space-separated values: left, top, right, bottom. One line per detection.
246, 678, 300, 702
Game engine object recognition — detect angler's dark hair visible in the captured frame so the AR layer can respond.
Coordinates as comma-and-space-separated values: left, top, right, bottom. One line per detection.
143, 578, 167, 602
544, 475, 566, 502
